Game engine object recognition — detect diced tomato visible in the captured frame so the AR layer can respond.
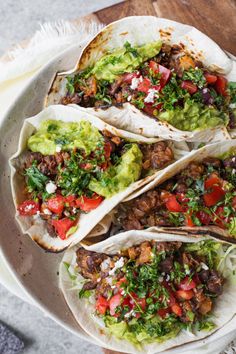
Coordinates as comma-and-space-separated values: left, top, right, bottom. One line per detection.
143, 102, 162, 116
104, 141, 113, 159
18, 200, 40, 216
204, 72, 217, 84
204, 175, 221, 189
196, 210, 211, 225
181, 80, 198, 94
75, 194, 103, 212
176, 290, 194, 300
167, 293, 176, 307
179, 276, 196, 291
96, 295, 109, 315
203, 185, 225, 207
171, 303, 182, 317
158, 64, 171, 87
51, 217, 77, 240
214, 206, 228, 228
122, 72, 140, 84
157, 308, 170, 318
149, 60, 159, 74
185, 214, 194, 227
135, 298, 146, 311
166, 195, 182, 212
64, 195, 76, 207
116, 277, 127, 291
109, 293, 122, 316
137, 78, 151, 93
215, 75, 228, 96
47, 195, 65, 214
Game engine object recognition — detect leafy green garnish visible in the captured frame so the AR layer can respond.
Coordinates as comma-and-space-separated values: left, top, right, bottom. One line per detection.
182, 68, 206, 89
25, 163, 48, 194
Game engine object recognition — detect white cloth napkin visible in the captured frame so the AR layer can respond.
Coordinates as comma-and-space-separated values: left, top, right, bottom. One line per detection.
1, 19, 236, 354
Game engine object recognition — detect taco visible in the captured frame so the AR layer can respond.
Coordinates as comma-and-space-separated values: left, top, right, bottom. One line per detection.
46, 16, 236, 142
102, 140, 236, 243
59, 230, 236, 353
10, 104, 186, 252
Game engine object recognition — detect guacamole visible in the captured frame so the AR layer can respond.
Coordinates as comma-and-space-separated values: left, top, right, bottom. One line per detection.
28, 120, 103, 155
158, 100, 228, 131
89, 144, 143, 198
89, 40, 162, 82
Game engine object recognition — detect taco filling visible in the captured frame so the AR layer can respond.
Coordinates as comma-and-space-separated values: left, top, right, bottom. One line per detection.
66, 239, 226, 346
17, 119, 174, 240
115, 151, 236, 237
61, 41, 236, 132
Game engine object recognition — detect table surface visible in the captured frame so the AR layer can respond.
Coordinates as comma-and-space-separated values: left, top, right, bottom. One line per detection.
1, 1, 236, 354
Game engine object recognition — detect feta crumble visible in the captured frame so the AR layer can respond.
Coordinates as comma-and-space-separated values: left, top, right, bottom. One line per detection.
46, 181, 57, 194
144, 88, 159, 103
130, 76, 143, 90
55, 145, 62, 152
109, 257, 124, 276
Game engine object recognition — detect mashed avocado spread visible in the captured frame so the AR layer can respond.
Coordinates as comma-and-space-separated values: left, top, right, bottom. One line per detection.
89, 144, 143, 198
27, 120, 143, 199
28, 120, 103, 155
158, 100, 228, 131
90, 41, 162, 82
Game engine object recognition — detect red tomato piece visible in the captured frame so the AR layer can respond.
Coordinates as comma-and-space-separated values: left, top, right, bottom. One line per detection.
149, 60, 159, 74
64, 195, 76, 207
179, 276, 196, 291
204, 175, 221, 189
135, 298, 146, 311
18, 200, 40, 216
181, 80, 198, 94
203, 185, 225, 207
157, 308, 170, 318
75, 194, 103, 212
51, 217, 77, 240
122, 72, 140, 84
80, 162, 93, 170
137, 78, 151, 93
116, 277, 127, 291
176, 193, 190, 203
109, 293, 122, 316
196, 210, 211, 225
185, 214, 194, 227
176, 290, 194, 300
171, 303, 182, 317
166, 195, 182, 212
204, 72, 217, 84
215, 76, 228, 96
47, 195, 65, 214
96, 295, 109, 315
158, 64, 171, 87
214, 206, 228, 228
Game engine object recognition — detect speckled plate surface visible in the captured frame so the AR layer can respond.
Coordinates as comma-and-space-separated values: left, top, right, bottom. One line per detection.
1, 35, 236, 354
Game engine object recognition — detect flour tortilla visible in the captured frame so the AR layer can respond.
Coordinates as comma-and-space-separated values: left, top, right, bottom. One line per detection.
46, 16, 236, 142
59, 230, 236, 353
9, 104, 186, 252
108, 139, 236, 244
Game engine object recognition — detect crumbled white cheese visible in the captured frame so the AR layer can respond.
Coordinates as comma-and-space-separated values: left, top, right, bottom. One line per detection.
127, 95, 132, 102
43, 208, 52, 215
46, 181, 57, 194
158, 276, 164, 282
232, 157, 236, 163
144, 88, 159, 103
130, 76, 143, 90
106, 277, 113, 286
109, 257, 124, 276
229, 103, 236, 109
97, 277, 101, 283
101, 258, 111, 272
166, 274, 170, 282
55, 145, 62, 152
124, 309, 134, 318
202, 88, 208, 94
64, 210, 70, 217
25, 203, 34, 211
233, 169, 236, 175
201, 262, 209, 270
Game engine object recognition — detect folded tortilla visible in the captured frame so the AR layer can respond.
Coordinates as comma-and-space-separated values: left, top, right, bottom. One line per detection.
59, 230, 236, 353
10, 104, 187, 252
46, 16, 236, 142
94, 139, 236, 244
